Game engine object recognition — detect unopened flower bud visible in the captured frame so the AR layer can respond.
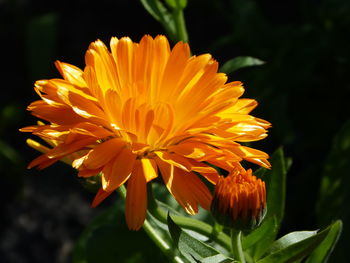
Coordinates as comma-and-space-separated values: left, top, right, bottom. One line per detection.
211, 169, 266, 231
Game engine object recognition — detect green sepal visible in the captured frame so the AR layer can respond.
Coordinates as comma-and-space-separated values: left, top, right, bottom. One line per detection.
211, 197, 267, 232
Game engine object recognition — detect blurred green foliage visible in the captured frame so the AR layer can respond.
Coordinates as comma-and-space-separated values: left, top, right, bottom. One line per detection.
73, 201, 168, 263
1, 0, 349, 262
316, 119, 350, 261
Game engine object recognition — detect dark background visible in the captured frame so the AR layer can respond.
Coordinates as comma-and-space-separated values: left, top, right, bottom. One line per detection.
1, 0, 349, 262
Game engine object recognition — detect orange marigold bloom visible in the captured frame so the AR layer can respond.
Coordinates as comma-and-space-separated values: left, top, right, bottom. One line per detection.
21, 35, 270, 230
211, 169, 266, 230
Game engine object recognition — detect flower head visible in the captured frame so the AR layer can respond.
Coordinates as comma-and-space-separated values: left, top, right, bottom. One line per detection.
21, 35, 270, 230
211, 168, 266, 230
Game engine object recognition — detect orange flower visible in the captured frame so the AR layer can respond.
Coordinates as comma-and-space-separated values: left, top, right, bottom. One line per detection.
21, 35, 270, 230
211, 168, 266, 230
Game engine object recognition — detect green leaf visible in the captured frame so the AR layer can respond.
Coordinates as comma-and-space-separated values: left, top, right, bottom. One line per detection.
256, 222, 337, 263
167, 214, 233, 263
177, 0, 187, 9
264, 147, 287, 227
140, 0, 168, 21
164, 0, 177, 8
305, 220, 342, 263
242, 216, 278, 250
165, 0, 187, 9
316, 119, 350, 261
219, 56, 265, 75
244, 216, 279, 260
253, 166, 266, 179
267, 230, 318, 254
245, 147, 287, 259
199, 254, 235, 263
140, 0, 176, 39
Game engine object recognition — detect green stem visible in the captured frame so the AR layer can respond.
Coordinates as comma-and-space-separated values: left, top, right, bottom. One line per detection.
116, 186, 184, 263
143, 219, 184, 263
147, 185, 232, 251
173, 8, 188, 43
116, 184, 127, 198
231, 229, 246, 263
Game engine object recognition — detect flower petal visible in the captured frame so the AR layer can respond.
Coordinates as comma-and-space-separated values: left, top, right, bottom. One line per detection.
28, 154, 58, 169
141, 158, 158, 182
156, 159, 212, 214
125, 161, 147, 230
92, 188, 113, 208
47, 137, 96, 159
155, 151, 192, 172
230, 98, 258, 114
88, 39, 120, 94
55, 60, 87, 89
101, 147, 136, 191
77, 168, 101, 178
231, 146, 271, 168
159, 41, 190, 101
83, 138, 126, 169
28, 101, 86, 125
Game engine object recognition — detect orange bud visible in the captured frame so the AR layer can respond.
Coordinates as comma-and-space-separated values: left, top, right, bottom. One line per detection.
211, 169, 266, 231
